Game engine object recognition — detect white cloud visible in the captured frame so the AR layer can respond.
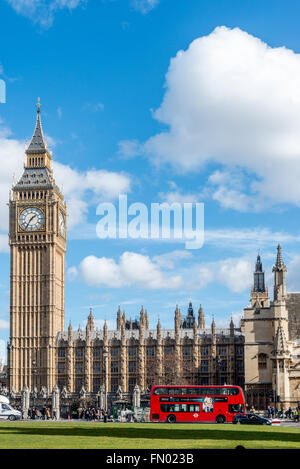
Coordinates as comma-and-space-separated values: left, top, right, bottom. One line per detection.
0, 319, 9, 330
6, 0, 86, 27
197, 257, 252, 293
214, 311, 243, 328
141, 26, 300, 208
84, 102, 104, 112
0, 340, 6, 363
159, 190, 200, 205
78, 251, 183, 290
205, 228, 300, 251
153, 250, 193, 269
131, 0, 159, 14
53, 162, 131, 229
117, 140, 141, 159
75, 249, 253, 293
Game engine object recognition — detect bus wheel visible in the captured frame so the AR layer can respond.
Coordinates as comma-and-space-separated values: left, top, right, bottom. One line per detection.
216, 415, 226, 424
166, 414, 176, 423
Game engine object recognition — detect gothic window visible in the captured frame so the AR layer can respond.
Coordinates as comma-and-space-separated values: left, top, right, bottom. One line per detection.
93, 348, 101, 358
93, 378, 101, 393
75, 378, 82, 392
236, 346, 243, 356
164, 347, 173, 355
58, 378, 65, 388
58, 348, 66, 358
75, 348, 83, 358
110, 348, 118, 357
258, 353, 267, 369
93, 362, 101, 373
201, 347, 208, 356
237, 360, 244, 372
129, 361, 136, 373
129, 378, 136, 393
182, 347, 191, 356
58, 362, 65, 374
75, 362, 83, 374
111, 361, 119, 373
201, 360, 209, 372
218, 347, 227, 356
220, 360, 227, 372
111, 378, 118, 393
183, 360, 191, 372
200, 377, 209, 385
146, 347, 155, 357
128, 348, 136, 357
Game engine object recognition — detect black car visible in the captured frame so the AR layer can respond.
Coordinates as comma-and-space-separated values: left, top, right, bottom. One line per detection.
232, 413, 272, 425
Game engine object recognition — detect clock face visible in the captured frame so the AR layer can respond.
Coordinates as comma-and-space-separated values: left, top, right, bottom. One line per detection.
59, 211, 65, 236
19, 207, 44, 231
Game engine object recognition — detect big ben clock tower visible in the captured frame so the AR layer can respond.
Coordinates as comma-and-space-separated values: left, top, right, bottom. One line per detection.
8, 101, 67, 392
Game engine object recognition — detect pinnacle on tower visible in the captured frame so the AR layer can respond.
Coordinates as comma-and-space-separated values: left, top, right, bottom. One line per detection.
26, 99, 48, 153
68, 321, 72, 339
198, 304, 205, 328
117, 306, 122, 330
272, 244, 287, 301
230, 317, 235, 336
274, 244, 286, 270
273, 319, 289, 354
86, 308, 95, 332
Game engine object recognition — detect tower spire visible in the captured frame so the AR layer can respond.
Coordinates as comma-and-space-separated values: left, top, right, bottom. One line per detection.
253, 251, 265, 293
24, 99, 53, 172
272, 244, 287, 301
26, 99, 49, 155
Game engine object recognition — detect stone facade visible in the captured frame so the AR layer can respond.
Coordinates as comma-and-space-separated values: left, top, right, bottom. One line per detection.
55, 305, 245, 395
241, 248, 300, 410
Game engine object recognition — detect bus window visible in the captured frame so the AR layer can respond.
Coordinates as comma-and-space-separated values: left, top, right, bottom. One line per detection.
228, 404, 244, 413
153, 387, 168, 395
228, 388, 240, 396
218, 387, 228, 395
188, 404, 200, 412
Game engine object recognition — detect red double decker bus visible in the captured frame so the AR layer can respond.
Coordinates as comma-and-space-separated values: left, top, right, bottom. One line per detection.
150, 385, 245, 424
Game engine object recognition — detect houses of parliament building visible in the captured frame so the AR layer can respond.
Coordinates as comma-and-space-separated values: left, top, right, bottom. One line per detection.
5, 105, 300, 410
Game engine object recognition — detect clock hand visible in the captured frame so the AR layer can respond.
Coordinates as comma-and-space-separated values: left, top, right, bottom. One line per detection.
25, 214, 37, 229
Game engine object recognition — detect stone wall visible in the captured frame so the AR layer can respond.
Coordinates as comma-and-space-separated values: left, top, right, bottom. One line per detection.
286, 293, 300, 342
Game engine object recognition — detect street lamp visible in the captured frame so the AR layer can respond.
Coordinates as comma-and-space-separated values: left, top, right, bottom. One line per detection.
103, 346, 108, 412
216, 356, 221, 386
32, 359, 38, 413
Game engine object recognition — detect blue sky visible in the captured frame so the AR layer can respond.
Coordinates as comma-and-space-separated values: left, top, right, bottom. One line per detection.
1, 0, 300, 360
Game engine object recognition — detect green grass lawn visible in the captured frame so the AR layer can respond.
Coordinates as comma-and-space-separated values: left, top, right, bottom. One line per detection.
0, 421, 299, 449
